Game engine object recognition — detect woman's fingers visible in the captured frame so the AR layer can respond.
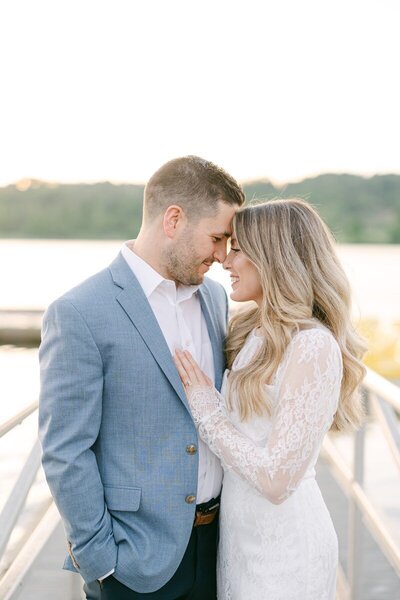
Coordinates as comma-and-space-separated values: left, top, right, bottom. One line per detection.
173, 353, 190, 385
184, 352, 213, 385
173, 351, 199, 390
174, 350, 213, 390
186, 351, 210, 385
177, 350, 212, 386
175, 350, 200, 385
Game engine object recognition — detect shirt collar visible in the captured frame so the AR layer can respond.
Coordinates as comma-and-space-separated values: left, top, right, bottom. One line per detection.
121, 241, 200, 302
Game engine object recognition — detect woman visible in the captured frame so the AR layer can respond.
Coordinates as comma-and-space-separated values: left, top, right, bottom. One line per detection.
174, 199, 366, 600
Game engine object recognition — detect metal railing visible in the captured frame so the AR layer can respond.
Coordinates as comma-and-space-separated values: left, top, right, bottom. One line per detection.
322, 367, 400, 599
0, 401, 42, 561
0, 401, 59, 600
0, 369, 399, 599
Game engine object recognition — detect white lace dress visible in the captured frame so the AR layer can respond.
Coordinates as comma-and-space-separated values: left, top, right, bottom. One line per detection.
188, 327, 342, 600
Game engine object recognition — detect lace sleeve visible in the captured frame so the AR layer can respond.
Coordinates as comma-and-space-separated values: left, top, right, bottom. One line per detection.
188, 330, 342, 504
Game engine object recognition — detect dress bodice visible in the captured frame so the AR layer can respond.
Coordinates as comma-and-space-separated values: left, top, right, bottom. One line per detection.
188, 325, 343, 504
222, 326, 341, 459
221, 329, 273, 444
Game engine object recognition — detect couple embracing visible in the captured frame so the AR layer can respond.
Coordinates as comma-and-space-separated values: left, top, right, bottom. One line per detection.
39, 156, 366, 599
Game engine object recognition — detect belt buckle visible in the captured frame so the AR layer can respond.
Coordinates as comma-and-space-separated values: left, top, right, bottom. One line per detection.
203, 502, 220, 513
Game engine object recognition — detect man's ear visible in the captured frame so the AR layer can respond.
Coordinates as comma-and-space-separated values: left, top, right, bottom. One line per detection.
163, 205, 186, 239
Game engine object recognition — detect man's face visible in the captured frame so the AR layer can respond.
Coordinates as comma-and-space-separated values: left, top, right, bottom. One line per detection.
165, 201, 238, 285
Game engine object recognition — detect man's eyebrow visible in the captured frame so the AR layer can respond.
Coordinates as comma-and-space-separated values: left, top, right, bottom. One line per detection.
211, 231, 232, 238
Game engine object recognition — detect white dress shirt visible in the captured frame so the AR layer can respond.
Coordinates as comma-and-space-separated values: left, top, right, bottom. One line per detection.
121, 241, 223, 503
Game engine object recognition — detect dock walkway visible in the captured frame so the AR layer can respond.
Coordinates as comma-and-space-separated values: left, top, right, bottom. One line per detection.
1, 457, 398, 600
0, 339, 399, 599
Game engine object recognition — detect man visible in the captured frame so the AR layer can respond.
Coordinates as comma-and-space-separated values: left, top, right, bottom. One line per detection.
39, 156, 245, 599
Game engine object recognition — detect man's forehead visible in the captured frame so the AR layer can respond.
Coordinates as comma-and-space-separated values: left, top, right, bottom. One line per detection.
205, 204, 236, 235
205, 217, 233, 237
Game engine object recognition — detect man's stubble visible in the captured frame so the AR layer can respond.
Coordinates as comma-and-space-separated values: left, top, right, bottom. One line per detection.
162, 227, 210, 286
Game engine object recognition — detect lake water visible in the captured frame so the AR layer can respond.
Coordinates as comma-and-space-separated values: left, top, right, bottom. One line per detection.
0, 240, 399, 574
1, 240, 400, 320
1, 239, 399, 424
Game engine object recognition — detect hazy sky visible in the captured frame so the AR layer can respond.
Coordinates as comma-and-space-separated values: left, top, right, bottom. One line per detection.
0, 0, 399, 186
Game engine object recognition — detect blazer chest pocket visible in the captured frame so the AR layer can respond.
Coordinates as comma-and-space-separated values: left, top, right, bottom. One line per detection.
104, 485, 141, 512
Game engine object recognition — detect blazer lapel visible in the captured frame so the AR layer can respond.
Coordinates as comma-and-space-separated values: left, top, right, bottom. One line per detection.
109, 254, 189, 410
197, 285, 224, 391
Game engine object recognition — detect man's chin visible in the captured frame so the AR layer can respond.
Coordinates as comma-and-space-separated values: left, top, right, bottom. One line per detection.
172, 265, 207, 286
172, 276, 197, 287
181, 273, 204, 286
190, 275, 204, 285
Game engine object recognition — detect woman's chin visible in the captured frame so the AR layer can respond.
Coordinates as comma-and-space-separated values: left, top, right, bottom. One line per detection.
230, 290, 257, 305
230, 290, 242, 302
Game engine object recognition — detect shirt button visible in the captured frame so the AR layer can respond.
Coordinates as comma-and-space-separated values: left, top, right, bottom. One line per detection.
186, 444, 197, 455
185, 494, 196, 504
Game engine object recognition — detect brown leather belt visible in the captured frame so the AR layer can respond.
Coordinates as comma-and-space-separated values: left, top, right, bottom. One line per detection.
193, 502, 220, 527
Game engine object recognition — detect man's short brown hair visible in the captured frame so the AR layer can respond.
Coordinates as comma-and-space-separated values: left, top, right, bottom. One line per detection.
144, 156, 245, 221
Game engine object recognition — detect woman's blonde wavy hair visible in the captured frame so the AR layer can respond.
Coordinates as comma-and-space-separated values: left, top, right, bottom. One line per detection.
225, 198, 367, 431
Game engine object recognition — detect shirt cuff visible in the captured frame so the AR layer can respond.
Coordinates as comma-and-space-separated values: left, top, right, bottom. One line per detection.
98, 568, 115, 581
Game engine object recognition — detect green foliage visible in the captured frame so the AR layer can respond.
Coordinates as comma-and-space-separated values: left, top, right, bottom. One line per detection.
243, 174, 400, 243
0, 181, 143, 239
0, 174, 399, 242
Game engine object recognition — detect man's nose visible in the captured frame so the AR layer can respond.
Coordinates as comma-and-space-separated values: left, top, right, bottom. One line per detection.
213, 244, 228, 264
222, 254, 231, 270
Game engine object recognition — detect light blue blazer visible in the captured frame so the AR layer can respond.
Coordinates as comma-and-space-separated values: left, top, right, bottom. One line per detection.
38, 252, 228, 592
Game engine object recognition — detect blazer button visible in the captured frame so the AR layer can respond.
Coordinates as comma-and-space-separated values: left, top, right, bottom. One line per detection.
185, 494, 196, 504
186, 444, 197, 455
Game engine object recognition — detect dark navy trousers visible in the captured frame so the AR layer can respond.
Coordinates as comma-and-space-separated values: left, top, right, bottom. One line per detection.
84, 518, 218, 600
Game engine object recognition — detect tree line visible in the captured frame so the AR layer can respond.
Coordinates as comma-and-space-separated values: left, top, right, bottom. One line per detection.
0, 173, 399, 242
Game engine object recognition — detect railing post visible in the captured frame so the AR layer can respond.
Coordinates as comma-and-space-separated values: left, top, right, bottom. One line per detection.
348, 388, 369, 600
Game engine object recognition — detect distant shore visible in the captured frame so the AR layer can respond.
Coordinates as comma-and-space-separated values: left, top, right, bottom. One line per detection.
0, 310, 42, 346
1, 173, 400, 243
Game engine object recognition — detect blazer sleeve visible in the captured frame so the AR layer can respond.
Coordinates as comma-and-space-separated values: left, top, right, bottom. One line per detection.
38, 297, 118, 582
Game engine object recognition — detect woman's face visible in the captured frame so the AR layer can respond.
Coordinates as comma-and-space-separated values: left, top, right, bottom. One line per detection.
223, 237, 263, 305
